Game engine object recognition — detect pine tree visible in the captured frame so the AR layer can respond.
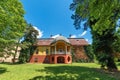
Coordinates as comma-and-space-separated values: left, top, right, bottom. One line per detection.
19, 24, 39, 63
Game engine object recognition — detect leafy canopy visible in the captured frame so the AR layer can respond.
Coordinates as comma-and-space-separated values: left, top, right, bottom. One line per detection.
70, 0, 120, 32
70, 0, 120, 70
0, 0, 26, 52
0, 0, 26, 44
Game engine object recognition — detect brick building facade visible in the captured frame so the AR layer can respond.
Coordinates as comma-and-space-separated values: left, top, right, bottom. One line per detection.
30, 36, 88, 64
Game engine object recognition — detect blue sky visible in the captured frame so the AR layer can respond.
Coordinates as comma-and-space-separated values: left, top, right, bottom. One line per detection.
21, 0, 92, 44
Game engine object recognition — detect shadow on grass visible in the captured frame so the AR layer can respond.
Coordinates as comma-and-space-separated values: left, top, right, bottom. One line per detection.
29, 65, 116, 80
0, 67, 7, 74
117, 62, 120, 66
0, 62, 24, 65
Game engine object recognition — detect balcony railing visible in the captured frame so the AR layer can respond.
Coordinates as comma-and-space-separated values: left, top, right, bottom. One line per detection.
51, 51, 70, 54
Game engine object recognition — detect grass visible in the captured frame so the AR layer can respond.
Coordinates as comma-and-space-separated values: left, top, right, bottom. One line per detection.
0, 63, 120, 80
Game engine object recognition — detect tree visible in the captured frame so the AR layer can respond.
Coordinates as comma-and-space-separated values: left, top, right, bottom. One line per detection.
112, 26, 120, 51
112, 27, 120, 60
0, 0, 26, 54
19, 24, 39, 63
70, 0, 120, 71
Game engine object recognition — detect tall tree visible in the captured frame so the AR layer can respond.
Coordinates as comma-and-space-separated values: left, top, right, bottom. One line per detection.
70, 0, 120, 71
19, 24, 39, 63
0, 0, 26, 53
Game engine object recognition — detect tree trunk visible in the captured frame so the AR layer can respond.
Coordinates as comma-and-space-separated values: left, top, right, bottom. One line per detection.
13, 39, 20, 63
106, 57, 118, 71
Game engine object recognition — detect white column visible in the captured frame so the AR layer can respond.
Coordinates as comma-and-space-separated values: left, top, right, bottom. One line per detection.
55, 45, 56, 54
70, 46, 71, 54
66, 45, 67, 54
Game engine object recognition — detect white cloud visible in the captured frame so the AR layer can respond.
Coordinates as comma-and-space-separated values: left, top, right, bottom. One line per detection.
33, 26, 43, 38
70, 35, 77, 38
51, 34, 60, 38
116, 27, 120, 31
85, 38, 92, 44
85, 39, 88, 42
79, 31, 87, 37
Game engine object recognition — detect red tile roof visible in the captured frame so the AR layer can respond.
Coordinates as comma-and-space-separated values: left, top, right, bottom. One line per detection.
35, 38, 88, 46
35, 38, 53, 46
68, 38, 88, 46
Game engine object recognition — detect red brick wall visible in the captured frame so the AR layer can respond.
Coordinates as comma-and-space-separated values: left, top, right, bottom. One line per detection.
73, 46, 88, 61
29, 55, 50, 63
29, 54, 72, 64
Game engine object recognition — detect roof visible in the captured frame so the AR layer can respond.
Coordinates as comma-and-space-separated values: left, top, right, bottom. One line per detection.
68, 38, 88, 46
35, 37, 88, 46
51, 36, 70, 44
35, 38, 54, 46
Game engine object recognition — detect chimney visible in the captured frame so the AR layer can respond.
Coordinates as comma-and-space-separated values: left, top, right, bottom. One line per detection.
59, 34, 62, 36
50, 35, 53, 38
69, 34, 72, 38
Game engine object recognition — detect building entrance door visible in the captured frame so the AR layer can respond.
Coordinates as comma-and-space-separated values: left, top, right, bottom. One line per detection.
57, 56, 64, 63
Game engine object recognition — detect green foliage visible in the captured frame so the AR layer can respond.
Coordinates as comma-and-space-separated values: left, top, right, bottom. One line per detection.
84, 45, 94, 62
0, 0, 26, 54
71, 49, 75, 62
70, 0, 120, 70
75, 59, 88, 63
112, 27, 120, 52
19, 24, 39, 63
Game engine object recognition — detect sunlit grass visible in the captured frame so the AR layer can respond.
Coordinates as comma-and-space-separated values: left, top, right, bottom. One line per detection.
0, 63, 119, 80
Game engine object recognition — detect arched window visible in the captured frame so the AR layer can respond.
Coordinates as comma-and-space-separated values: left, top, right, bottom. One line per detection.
67, 56, 71, 62
34, 58, 38, 62
52, 57, 54, 62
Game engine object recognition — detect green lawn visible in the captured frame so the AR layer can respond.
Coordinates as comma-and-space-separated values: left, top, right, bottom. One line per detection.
0, 63, 120, 80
